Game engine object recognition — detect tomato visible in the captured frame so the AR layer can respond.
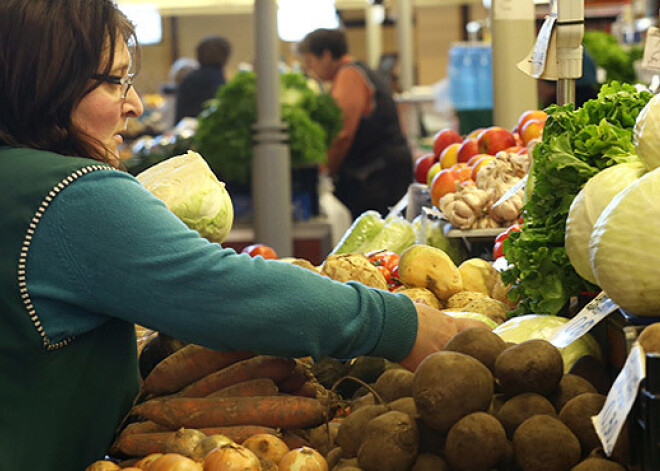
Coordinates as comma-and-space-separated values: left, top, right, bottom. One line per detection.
492, 223, 521, 260
242, 243, 278, 260
492, 241, 504, 260
367, 250, 400, 273
377, 265, 393, 285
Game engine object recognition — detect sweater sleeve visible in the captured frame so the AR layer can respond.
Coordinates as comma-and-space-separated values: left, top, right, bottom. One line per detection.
26, 170, 417, 361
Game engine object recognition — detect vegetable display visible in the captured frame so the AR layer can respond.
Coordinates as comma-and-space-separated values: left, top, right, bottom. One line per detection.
501, 82, 653, 315
194, 71, 342, 186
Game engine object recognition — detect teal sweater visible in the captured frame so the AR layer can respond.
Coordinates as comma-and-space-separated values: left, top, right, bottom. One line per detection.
27, 169, 418, 361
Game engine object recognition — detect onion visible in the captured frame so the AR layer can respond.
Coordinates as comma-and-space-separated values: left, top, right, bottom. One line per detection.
147, 454, 203, 471
84, 461, 121, 471
135, 453, 164, 469
191, 434, 234, 460
242, 434, 289, 464
121, 468, 144, 471
278, 447, 328, 471
164, 428, 207, 458
203, 444, 262, 471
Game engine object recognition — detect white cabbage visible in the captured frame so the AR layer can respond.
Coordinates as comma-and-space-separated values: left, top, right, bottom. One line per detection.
590, 167, 660, 316
565, 162, 646, 284
137, 151, 234, 243
634, 93, 660, 171
493, 314, 602, 372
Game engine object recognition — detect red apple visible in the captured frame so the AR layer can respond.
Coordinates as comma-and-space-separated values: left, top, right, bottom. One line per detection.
432, 128, 463, 157
517, 110, 547, 135
477, 126, 517, 155
521, 119, 545, 146
431, 168, 460, 208
414, 153, 438, 184
456, 138, 480, 164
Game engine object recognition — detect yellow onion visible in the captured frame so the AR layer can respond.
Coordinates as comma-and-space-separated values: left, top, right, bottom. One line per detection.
278, 447, 328, 471
191, 434, 234, 461
147, 453, 203, 471
164, 428, 207, 458
85, 461, 121, 471
203, 444, 262, 471
135, 453, 164, 469
242, 434, 289, 464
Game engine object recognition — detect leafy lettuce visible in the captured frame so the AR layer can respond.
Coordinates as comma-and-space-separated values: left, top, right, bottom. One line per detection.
501, 82, 652, 315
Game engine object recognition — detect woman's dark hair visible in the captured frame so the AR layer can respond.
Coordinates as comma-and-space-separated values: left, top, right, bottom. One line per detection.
298, 29, 348, 59
0, 0, 137, 163
196, 36, 232, 68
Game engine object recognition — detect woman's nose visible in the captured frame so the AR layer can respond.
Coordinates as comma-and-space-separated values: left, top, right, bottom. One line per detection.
123, 86, 144, 118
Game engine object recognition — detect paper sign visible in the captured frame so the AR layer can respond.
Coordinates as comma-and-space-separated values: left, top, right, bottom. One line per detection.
491, 175, 528, 209
642, 27, 660, 72
593, 344, 646, 456
532, 15, 557, 78
421, 206, 446, 220
550, 292, 619, 348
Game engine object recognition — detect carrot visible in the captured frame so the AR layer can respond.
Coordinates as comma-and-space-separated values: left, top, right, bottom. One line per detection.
110, 431, 174, 457
177, 356, 297, 397
143, 345, 254, 394
276, 361, 311, 393
280, 432, 311, 450
132, 395, 329, 430
289, 380, 321, 398
208, 378, 279, 398
200, 426, 279, 443
119, 420, 168, 437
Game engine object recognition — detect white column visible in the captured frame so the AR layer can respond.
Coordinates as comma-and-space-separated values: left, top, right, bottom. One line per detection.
252, 0, 293, 256
396, 0, 420, 141
365, 3, 384, 69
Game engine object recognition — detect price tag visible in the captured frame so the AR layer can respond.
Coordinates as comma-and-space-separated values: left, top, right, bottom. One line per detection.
550, 292, 619, 348
531, 15, 556, 78
491, 175, 528, 209
642, 27, 660, 72
593, 344, 646, 456
421, 206, 446, 220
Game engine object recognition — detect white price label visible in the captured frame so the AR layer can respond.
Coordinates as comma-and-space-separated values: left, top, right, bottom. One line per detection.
531, 15, 556, 78
593, 344, 646, 456
491, 175, 528, 209
550, 292, 618, 348
642, 27, 660, 72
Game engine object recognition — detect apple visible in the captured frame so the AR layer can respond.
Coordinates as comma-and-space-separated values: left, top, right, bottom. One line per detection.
471, 155, 495, 181
467, 127, 486, 140
432, 128, 463, 157
426, 162, 443, 186
439, 142, 462, 169
477, 126, 516, 155
414, 153, 437, 184
503, 145, 524, 154
431, 168, 460, 208
517, 110, 547, 135
456, 138, 480, 164
466, 153, 491, 167
521, 119, 545, 146
456, 165, 473, 182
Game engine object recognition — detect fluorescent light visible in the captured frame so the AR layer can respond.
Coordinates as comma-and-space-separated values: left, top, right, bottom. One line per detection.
277, 0, 340, 43
118, 3, 163, 45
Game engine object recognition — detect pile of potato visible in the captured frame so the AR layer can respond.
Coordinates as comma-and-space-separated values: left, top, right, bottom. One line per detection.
325, 328, 631, 471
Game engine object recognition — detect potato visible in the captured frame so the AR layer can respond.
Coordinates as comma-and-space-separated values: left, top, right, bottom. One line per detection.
445, 412, 508, 471
336, 404, 389, 457
494, 339, 564, 397
637, 322, 660, 353
373, 369, 414, 403
572, 457, 627, 471
394, 287, 443, 309
388, 397, 417, 418
398, 245, 463, 300
551, 374, 597, 412
495, 393, 556, 438
411, 453, 449, 471
558, 393, 606, 454
457, 258, 499, 296
445, 291, 487, 309
321, 254, 388, 289
443, 327, 507, 372
357, 411, 419, 471
413, 351, 493, 433
513, 415, 581, 471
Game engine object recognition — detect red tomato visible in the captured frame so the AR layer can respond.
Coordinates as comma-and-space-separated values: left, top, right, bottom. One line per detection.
492, 241, 504, 260
377, 265, 393, 284
367, 250, 400, 273
242, 243, 278, 260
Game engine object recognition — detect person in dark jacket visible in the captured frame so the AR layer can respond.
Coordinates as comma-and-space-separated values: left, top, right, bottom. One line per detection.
174, 35, 232, 123
299, 28, 414, 219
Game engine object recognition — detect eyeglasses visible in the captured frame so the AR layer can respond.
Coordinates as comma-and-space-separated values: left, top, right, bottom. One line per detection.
91, 73, 135, 99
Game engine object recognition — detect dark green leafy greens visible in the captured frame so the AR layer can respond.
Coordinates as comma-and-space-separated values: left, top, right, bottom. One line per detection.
582, 31, 639, 85
501, 82, 652, 315
194, 71, 343, 185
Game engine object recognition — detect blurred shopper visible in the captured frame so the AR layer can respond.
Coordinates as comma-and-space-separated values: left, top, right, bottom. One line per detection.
175, 35, 232, 122
161, 57, 199, 129
299, 28, 414, 219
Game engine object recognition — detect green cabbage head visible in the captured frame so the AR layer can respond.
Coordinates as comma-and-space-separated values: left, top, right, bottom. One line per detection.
565, 161, 645, 284
493, 314, 602, 372
137, 151, 234, 243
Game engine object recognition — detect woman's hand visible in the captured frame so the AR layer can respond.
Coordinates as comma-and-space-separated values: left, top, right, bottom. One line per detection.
399, 302, 492, 371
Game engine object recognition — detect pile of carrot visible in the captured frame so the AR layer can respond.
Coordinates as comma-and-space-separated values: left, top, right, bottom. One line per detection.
111, 343, 336, 458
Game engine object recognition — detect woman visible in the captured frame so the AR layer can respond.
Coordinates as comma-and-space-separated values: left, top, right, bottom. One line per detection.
299, 29, 414, 219
0, 2, 484, 469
